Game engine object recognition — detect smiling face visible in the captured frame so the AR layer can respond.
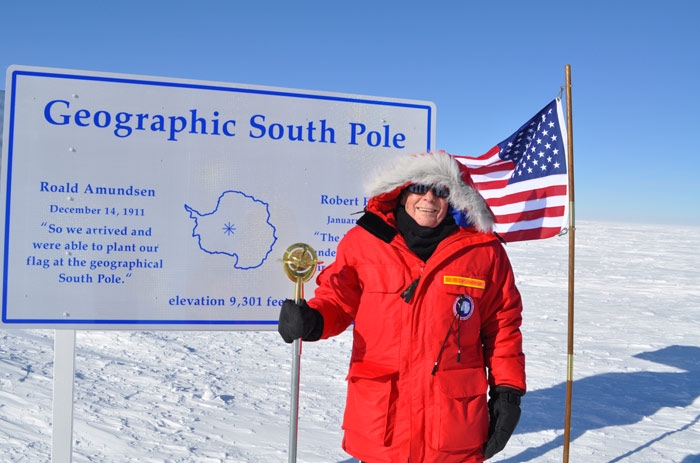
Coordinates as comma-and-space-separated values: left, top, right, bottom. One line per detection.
401, 188, 449, 228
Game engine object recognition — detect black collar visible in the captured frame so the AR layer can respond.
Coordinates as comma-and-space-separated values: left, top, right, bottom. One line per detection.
356, 211, 397, 243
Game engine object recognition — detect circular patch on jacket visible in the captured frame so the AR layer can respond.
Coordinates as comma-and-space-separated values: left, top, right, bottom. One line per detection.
453, 295, 474, 320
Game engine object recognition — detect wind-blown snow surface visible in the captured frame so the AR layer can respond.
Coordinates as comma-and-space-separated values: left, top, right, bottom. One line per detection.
2, 220, 699, 462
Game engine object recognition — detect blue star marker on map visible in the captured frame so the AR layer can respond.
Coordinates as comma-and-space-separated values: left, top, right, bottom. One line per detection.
222, 222, 236, 236
185, 190, 277, 270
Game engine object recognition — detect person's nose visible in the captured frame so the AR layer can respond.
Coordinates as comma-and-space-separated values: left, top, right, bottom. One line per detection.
422, 190, 438, 200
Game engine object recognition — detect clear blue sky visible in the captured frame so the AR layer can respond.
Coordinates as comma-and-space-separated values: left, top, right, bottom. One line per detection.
2, 0, 698, 226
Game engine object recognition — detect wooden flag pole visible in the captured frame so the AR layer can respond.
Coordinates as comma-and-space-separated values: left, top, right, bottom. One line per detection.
562, 64, 576, 463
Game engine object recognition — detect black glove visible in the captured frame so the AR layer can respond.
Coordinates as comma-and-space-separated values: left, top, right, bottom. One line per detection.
483, 386, 522, 460
277, 299, 324, 343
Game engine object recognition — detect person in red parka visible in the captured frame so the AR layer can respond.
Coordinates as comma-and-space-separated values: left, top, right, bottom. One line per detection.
278, 151, 526, 463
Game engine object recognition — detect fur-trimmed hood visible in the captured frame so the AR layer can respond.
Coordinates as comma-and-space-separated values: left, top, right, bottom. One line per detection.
364, 150, 495, 233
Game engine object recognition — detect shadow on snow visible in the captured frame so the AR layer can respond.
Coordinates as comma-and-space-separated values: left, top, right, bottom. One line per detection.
502, 345, 700, 463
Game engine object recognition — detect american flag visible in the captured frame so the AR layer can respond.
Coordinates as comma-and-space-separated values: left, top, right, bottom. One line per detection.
455, 99, 569, 242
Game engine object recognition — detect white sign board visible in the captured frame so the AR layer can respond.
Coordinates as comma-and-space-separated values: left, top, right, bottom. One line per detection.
1, 65, 435, 329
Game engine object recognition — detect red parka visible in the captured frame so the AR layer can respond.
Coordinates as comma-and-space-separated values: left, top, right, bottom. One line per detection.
308, 152, 526, 463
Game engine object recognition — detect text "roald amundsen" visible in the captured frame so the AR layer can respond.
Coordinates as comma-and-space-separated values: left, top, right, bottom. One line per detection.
40, 182, 156, 197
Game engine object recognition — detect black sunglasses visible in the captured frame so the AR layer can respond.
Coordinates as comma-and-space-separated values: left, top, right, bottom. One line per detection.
406, 184, 450, 199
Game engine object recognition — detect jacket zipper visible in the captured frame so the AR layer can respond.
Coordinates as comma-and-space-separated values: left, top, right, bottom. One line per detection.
401, 276, 420, 303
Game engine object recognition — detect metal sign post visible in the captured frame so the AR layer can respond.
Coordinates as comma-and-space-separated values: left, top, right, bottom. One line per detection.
281, 243, 318, 463
52, 329, 76, 463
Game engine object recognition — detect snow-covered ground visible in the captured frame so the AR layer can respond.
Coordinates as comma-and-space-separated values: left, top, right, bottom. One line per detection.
2, 220, 699, 462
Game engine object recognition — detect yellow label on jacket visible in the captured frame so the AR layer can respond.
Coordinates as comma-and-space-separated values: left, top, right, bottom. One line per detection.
443, 275, 486, 289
